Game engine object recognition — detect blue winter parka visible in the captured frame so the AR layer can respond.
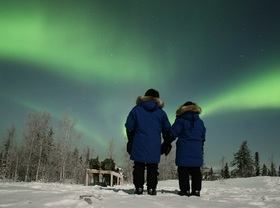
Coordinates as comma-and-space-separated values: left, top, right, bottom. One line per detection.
125, 96, 171, 164
170, 104, 206, 167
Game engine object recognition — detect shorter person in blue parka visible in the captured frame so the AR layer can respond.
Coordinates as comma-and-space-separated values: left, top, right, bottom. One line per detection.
161, 101, 206, 197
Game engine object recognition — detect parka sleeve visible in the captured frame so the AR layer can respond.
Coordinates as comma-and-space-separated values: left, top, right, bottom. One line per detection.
201, 122, 206, 146
201, 121, 206, 139
125, 108, 136, 131
161, 111, 171, 133
170, 117, 184, 138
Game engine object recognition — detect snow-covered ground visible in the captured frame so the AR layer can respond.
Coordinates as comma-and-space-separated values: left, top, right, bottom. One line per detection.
0, 177, 279, 208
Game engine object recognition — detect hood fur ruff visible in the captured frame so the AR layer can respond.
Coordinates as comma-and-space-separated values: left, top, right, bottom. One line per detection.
136, 96, 164, 108
176, 104, 201, 116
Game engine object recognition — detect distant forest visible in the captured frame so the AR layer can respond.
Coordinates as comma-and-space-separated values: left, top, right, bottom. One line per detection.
1, 111, 279, 184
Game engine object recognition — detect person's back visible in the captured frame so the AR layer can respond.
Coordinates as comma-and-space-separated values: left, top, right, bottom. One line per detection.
127, 96, 168, 163
125, 89, 171, 195
172, 103, 205, 167
161, 101, 206, 197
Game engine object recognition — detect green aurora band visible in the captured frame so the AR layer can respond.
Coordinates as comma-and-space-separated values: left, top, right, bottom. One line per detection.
10, 61, 280, 148
0, 1, 175, 84
2, 1, 280, 149
202, 64, 280, 117
13, 97, 106, 148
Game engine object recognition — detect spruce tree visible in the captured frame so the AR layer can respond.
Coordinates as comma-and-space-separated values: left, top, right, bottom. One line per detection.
270, 160, 277, 176
1, 124, 16, 180
231, 141, 254, 177
254, 152, 260, 176
224, 162, 230, 179
261, 164, 268, 176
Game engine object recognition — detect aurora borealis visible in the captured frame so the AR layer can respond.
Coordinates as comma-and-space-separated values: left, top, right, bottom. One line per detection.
1, 0, 280, 168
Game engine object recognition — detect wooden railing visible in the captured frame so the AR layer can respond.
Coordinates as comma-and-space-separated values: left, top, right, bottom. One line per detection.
85, 169, 123, 187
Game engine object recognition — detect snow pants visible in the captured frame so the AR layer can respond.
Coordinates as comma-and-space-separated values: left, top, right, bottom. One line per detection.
133, 161, 159, 189
178, 166, 202, 192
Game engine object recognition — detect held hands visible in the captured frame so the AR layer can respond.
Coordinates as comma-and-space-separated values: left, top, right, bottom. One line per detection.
161, 132, 175, 156
161, 142, 172, 156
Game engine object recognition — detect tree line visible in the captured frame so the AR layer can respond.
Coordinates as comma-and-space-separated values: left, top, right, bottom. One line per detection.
0, 110, 177, 184
1, 110, 279, 184
205, 141, 279, 180
0, 111, 95, 183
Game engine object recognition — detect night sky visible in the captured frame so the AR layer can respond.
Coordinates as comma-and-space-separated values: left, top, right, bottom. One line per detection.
1, 0, 280, 169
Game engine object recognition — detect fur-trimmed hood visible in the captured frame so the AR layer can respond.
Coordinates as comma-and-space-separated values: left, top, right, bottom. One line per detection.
176, 104, 201, 117
136, 96, 164, 108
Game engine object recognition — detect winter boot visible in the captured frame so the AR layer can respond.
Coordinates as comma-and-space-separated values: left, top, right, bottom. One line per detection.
178, 191, 191, 196
147, 188, 157, 195
191, 190, 200, 197
134, 187, 143, 195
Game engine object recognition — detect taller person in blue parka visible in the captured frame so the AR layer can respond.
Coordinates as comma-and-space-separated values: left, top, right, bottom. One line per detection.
125, 89, 171, 195
161, 101, 206, 197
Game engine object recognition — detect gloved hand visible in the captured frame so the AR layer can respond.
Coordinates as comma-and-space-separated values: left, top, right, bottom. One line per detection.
161, 132, 175, 156
127, 140, 132, 155
161, 142, 172, 156
126, 129, 135, 155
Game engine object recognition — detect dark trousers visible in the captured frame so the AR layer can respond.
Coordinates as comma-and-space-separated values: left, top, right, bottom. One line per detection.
133, 161, 158, 189
178, 166, 202, 192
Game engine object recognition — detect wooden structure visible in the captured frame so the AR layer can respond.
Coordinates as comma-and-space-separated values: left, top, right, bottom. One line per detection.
85, 169, 123, 187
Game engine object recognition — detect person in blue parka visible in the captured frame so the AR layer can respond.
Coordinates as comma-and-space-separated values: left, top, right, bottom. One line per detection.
161, 101, 206, 197
125, 89, 171, 195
